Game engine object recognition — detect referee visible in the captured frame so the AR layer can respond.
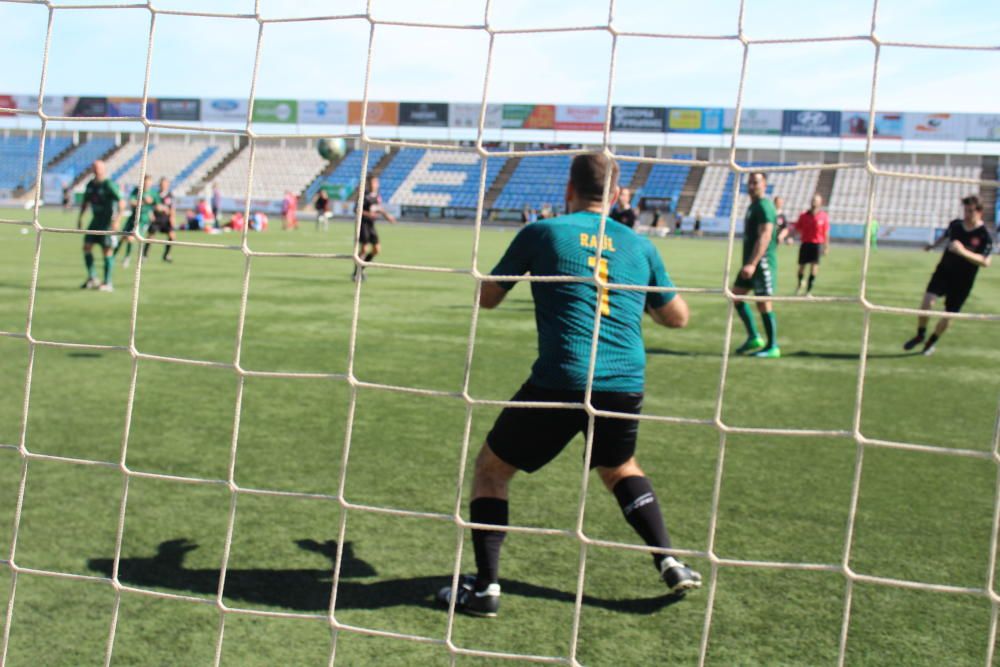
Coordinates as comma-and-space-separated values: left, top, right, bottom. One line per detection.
903, 195, 992, 356
436, 152, 700, 618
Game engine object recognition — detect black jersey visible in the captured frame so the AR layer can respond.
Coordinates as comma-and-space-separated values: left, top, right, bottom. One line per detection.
316, 192, 329, 212
155, 191, 173, 223
609, 205, 637, 229
362, 191, 382, 222
935, 219, 992, 284
775, 212, 788, 230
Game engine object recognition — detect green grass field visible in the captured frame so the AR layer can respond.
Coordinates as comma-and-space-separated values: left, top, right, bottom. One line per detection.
1, 209, 998, 666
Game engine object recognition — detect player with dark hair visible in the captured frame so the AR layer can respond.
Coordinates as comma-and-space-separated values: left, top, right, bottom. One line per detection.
609, 186, 637, 229
732, 171, 780, 357
77, 160, 122, 292
144, 176, 176, 263
903, 195, 992, 356
436, 152, 700, 618
353, 174, 396, 282
774, 196, 791, 245
794, 194, 830, 296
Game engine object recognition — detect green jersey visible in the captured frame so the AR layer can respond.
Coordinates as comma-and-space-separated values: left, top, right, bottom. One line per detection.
83, 178, 121, 230
742, 198, 778, 266
128, 186, 161, 229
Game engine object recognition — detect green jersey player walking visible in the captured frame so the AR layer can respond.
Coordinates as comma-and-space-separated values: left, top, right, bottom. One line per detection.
77, 160, 122, 292
732, 171, 780, 358
436, 153, 700, 618
118, 174, 160, 268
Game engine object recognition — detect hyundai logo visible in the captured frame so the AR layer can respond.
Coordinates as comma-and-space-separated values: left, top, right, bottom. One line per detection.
796, 111, 827, 126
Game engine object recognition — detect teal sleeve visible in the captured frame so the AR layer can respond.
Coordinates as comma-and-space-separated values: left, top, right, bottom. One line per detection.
644, 241, 676, 309
490, 225, 540, 291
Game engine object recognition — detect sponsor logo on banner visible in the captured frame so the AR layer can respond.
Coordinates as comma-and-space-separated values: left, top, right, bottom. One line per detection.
157, 98, 200, 122
611, 106, 666, 133
840, 111, 903, 139
0, 95, 14, 116
298, 100, 348, 125
64, 97, 109, 117
202, 98, 249, 122
502, 104, 555, 129
782, 109, 841, 137
903, 112, 966, 141
252, 99, 298, 124
107, 97, 157, 119
347, 101, 399, 126
448, 103, 503, 129
667, 108, 724, 134
399, 102, 449, 127
554, 105, 606, 131
966, 114, 1000, 141
14, 95, 63, 116
722, 108, 782, 135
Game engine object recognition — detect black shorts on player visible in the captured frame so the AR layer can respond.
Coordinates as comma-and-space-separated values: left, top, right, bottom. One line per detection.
359, 220, 379, 245
148, 219, 173, 235
486, 381, 643, 473
926, 268, 973, 313
798, 242, 821, 265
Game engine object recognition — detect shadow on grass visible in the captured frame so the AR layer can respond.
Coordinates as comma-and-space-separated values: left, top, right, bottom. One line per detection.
789, 350, 919, 361
87, 538, 683, 614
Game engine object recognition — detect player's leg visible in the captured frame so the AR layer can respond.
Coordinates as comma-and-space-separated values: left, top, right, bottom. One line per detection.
365, 242, 380, 263
81, 240, 99, 288
904, 291, 937, 350
142, 227, 155, 258
99, 244, 115, 291
749, 258, 780, 358
163, 229, 175, 262
731, 284, 765, 353
796, 261, 806, 295
807, 262, 820, 295
923, 288, 967, 355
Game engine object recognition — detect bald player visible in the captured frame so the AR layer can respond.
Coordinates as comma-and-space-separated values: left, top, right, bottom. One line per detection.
77, 160, 122, 292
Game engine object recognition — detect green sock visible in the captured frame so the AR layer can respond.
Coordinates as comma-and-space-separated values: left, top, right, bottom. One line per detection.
84, 252, 96, 279
736, 302, 759, 339
762, 311, 778, 349
103, 256, 113, 285
123, 242, 133, 258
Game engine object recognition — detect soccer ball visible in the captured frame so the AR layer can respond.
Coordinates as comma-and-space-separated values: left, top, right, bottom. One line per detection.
318, 137, 347, 161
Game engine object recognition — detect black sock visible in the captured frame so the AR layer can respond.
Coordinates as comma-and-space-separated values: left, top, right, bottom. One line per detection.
163, 244, 172, 260
612, 476, 671, 570
926, 333, 939, 347
470, 497, 508, 589
917, 326, 927, 338
363, 252, 375, 262
142, 242, 150, 258
807, 274, 815, 291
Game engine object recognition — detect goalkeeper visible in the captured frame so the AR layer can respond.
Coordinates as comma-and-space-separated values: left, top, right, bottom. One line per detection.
437, 153, 700, 618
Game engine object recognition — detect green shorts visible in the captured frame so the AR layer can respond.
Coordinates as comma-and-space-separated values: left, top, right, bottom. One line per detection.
733, 256, 776, 296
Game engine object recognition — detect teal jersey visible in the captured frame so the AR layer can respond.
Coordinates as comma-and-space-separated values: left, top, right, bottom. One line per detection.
742, 198, 778, 266
490, 211, 676, 393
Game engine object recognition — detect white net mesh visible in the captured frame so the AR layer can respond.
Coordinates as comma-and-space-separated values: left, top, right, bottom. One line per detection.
1, 0, 999, 665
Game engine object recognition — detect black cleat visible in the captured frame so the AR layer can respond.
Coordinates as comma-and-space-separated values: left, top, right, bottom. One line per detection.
660, 558, 702, 596
903, 334, 925, 351
436, 574, 500, 617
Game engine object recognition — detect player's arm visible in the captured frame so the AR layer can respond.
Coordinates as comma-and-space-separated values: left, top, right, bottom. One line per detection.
925, 229, 950, 251
822, 214, 831, 254
947, 239, 992, 268
379, 208, 397, 224
480, 225, 538, 309
644, 243, 688, 328
77, 192, 88, 229
479, 281, 508, 309
646, 297, 688, 328
110, 187, 123, 232
740, 222, 774, 279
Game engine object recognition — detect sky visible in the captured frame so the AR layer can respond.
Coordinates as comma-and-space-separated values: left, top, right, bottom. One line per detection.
0, 0, 998, 113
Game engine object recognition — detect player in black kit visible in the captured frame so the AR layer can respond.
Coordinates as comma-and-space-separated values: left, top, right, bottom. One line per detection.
354, 174, 396, 281
903, 195, 992, 356
145, 177, 177, 262
609, 187, 638, 229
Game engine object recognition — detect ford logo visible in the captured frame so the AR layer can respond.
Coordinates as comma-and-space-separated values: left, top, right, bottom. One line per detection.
212, 99, 240, 111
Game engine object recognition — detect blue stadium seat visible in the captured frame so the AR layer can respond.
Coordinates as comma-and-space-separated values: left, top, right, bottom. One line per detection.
0, 135, 73, 191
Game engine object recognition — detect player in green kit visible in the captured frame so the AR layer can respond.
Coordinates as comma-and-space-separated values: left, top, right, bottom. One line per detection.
77, 160, 122, 292
436, 153, 700, 618
118, 174, 160, 268
732, 171, 780, 358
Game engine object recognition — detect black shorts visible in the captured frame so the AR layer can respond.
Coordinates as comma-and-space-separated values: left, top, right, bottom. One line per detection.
486, 382, 643, 473
148, 219, 173, 234
359, 220, 379, 245
799, 242, 821, 265
926, 268, 974, 313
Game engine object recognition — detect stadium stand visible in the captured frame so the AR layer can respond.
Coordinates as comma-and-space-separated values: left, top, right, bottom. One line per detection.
376, 149, 426, 204
389, 150, 508, 209
827, 163, 978, 227
637, 161, 692, 209
93, 136, 227, 194
209, 140, 327, 200
0, 135, 72, 192
46, 136, 116, 184
492, 154, 573, 213
690, 162, 820, 222
304, 149, 366, 203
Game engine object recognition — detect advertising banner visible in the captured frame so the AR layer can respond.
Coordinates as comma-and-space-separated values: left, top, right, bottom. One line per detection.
667, 107, 724, 134
157, 98, 201, 122
611, 106, 666, 133
840, 111, 903, 139
252, 99, 298, 124
902, 112, 966, 141
722, 108, 782, 135
347, 101, 399, 126
107, 97, 157, 119
448, 103, 503, 129
554, 105, 607, 131
64, 97, 109, 117
14, 95, 63, 116
964, 114, 1000, 141
781, 109, 841, 137
298, 100, 348, 125
202, 98, 249, 123
0, 95, 14, 116
502, 104, 555, 129
399, 102, 449, 127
